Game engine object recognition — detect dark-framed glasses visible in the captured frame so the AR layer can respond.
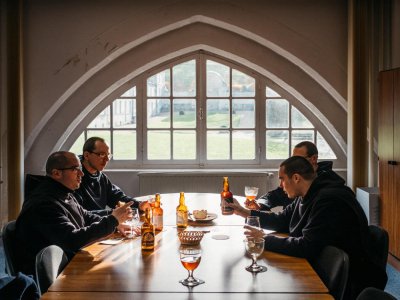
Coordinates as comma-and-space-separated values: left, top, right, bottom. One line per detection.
89, 151, 113, 159
58, 166, 82, 172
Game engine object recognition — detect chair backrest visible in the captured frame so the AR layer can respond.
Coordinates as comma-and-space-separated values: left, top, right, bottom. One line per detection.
356, 287, 397, 300
1, 220, 18, 276
311, 245, 350, 300
368, 225, 389, 269
35, 245, 68, 295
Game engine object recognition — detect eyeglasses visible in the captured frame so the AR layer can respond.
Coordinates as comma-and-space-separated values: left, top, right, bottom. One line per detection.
89, 151, 113, 159
58, 166, 82, 172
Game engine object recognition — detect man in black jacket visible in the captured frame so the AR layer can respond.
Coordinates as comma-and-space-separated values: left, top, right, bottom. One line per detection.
15, 151, 133, 276
74, 137, 149, 216
228, 156, 387, 299
246, 141, 333, 211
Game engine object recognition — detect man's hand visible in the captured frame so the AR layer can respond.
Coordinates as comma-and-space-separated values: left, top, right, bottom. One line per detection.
112, 201, 133, 224
139, 201, 151, 212
244, 199, 261, 210
244, 224, 266, 239
225, 198, 251, 218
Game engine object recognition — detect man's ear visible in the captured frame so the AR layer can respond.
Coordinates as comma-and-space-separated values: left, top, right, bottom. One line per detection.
292, 173, 301, 183
83, 151, 90, 161
51, 169, 62, 179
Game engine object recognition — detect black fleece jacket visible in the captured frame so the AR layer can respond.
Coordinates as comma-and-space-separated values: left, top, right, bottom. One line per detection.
15, 177, 119, 275
74, 161, 140, 216
257, 161, 333, 210
251, 170, 387, 298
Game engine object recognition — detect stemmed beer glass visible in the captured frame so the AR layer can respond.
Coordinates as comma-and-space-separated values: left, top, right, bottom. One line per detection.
246, 216, 261, 228
244, 237, 267, 273
179, 247, 205, 287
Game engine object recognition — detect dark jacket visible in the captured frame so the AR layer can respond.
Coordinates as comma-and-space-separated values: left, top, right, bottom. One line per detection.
74, 161, 140, 216
15, 177, 118, 275
257, 161, 333, 210
251, 170, 387, 299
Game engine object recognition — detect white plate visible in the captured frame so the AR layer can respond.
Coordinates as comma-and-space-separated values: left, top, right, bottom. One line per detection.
189, 212, 218, 223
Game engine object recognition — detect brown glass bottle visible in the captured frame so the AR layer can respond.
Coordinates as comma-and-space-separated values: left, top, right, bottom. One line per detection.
141, 207, 155, 251
176, 192, 188, 229
153, 193, 163, 231
221, 176, 234, 215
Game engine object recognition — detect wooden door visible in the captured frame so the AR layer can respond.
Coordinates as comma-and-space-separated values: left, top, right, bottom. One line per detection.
379, 70, 396, 256
392, 69, 400, 258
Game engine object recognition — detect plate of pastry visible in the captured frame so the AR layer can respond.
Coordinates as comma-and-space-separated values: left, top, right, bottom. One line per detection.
189, 210, 218, 223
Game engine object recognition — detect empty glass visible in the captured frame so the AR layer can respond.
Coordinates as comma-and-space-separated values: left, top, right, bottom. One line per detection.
244, 237, 267, 273
245, 216, 261, 228
124, 208, 140, 238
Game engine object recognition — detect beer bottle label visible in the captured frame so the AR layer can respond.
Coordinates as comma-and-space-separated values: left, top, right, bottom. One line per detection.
153, 215, 163, 230
142, 232, 155, 247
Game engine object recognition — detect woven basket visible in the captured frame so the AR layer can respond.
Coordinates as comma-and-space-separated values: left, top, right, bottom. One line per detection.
178, 231, 204, 246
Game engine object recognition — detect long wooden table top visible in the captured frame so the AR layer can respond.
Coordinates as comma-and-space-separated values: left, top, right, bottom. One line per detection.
43, 193, 331, 299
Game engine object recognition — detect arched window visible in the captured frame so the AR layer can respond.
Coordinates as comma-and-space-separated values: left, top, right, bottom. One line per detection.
70, 53, 336, 167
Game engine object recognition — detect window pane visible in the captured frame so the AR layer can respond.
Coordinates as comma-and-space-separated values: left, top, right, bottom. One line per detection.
147, 99, 170, 128
173, 99, 196, 128
148, 131, 170, 159
292, 107, 313, 128
206, 60, 230, 97
266, 99, 289, 128
88, 106, 110, 128
173, 130, 196, 159
233, 99, 255, 128
113, 99, 136, 128
232, 69, 255, 97
121, 86, 136, 97
317, 132, 337, 159
207, 130, 229, 160
266, 87, 281, 97
266, 130, 289, 159
113, 130, 136, 160
291, 130, 314, 150
86, 130, 111, 147
232, 130, 255, 159
207, 99, 230, 128
69, 132, 85, 154
147, 69, 170, 97
173, 60, 196, 97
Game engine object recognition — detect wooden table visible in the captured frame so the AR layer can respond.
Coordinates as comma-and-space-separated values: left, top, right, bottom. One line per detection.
42, 193, 332, 299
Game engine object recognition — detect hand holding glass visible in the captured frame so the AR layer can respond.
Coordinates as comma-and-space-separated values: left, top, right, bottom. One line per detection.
179, 248, 205, 286
244, 237, 267, 273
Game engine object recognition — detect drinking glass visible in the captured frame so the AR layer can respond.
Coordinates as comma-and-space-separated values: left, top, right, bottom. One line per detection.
244, 237, 267, 273
245, 186, 259, 202
179, 247, 205, 286
124, 208, 140, 238
245, 216, 261, 228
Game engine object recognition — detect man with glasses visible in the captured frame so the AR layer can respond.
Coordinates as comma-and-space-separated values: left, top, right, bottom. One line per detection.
15, 151, 133, 276
246, 141, 334, 211
74, 137, 149, 216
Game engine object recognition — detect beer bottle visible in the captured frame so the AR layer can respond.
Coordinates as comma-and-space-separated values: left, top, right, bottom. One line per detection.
153, 193, 163, 231
221, 176, 234, 215
141, 207, 155, 251
176, 192, 188, 229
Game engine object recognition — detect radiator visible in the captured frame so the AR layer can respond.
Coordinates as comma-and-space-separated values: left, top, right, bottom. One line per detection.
138, 171, 274, 197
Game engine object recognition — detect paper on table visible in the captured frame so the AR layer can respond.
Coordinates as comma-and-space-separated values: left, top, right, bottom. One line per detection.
99, 238, 124, 245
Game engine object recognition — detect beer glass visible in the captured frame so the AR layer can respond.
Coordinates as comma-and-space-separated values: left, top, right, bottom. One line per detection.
245, 186, 259, 202
124, 208, 140, 238
244, 237, 267, 273
179, 247, 205, 286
